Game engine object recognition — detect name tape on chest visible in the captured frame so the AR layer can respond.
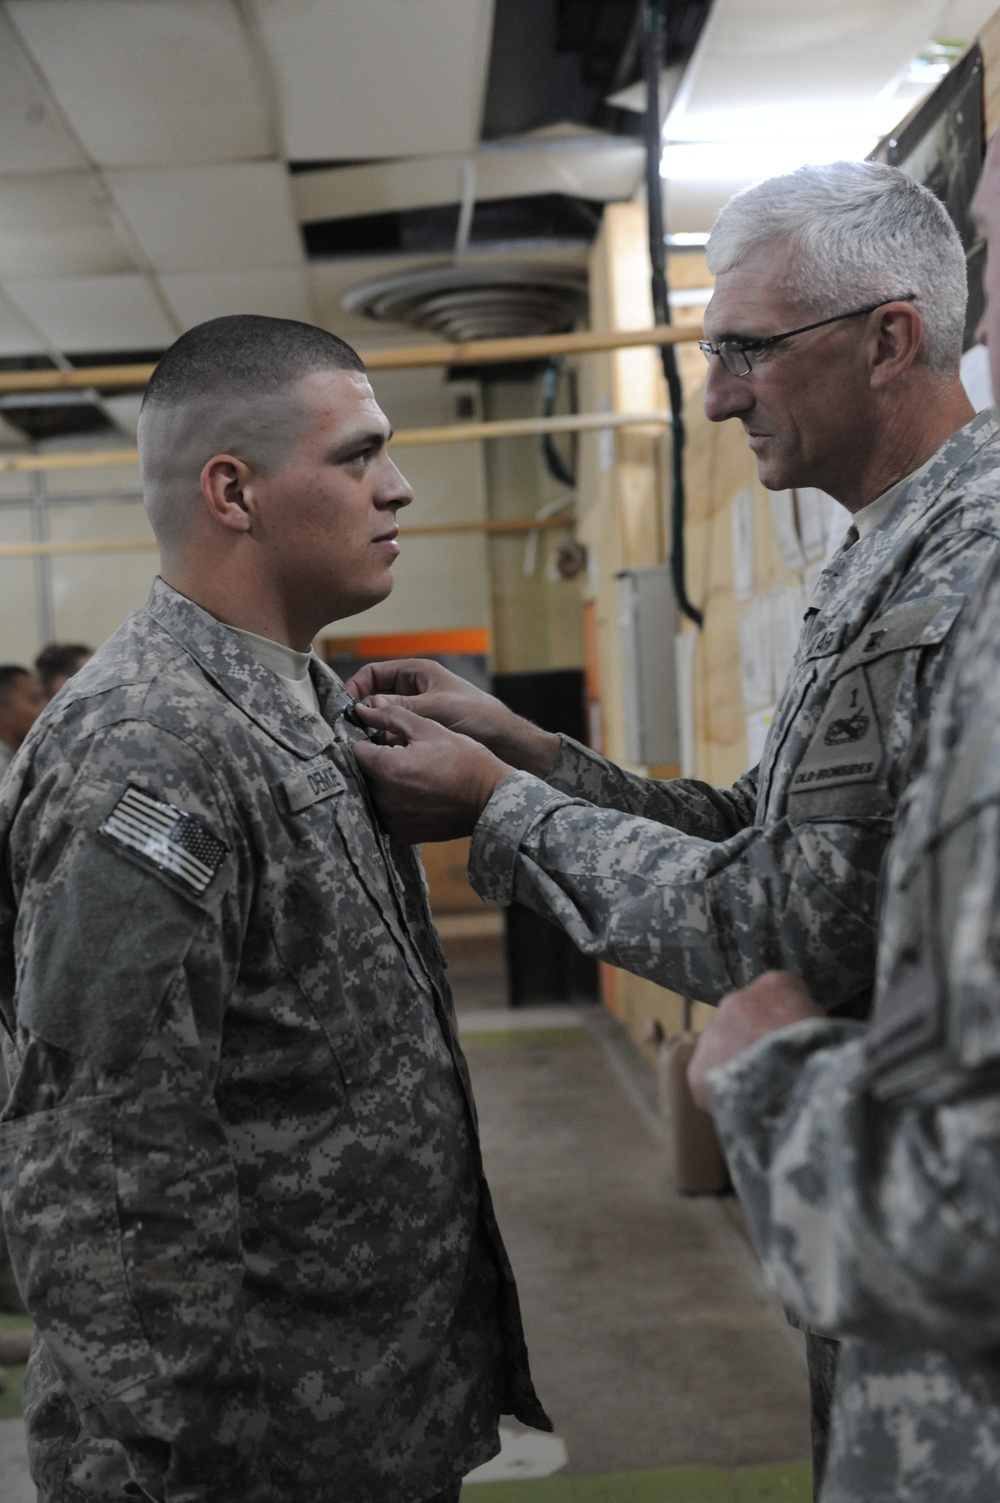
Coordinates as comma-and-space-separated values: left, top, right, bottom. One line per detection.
99, 785, 229, 896
790, 665, 884, 791
279, 759, 347, 814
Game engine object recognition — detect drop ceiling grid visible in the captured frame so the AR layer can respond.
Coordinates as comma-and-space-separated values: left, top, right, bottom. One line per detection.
250, 0, 497, 161
105, 161, 306, 275
6, 0, 273, 168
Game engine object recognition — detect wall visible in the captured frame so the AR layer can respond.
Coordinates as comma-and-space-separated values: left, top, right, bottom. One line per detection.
0, 367, 496, 665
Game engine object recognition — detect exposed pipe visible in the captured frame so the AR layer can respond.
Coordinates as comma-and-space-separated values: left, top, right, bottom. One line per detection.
540, 359, 576, 488
0, 326, 702, 395
0, 514, 575, 562
643, 0, 703, 628
0, 408, 670, 475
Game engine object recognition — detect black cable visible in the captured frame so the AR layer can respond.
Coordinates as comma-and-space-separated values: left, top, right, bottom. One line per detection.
540, 358, 576, 488
643, 0, 703, 628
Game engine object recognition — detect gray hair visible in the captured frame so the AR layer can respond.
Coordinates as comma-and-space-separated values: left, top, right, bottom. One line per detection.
706, 161, 967, 375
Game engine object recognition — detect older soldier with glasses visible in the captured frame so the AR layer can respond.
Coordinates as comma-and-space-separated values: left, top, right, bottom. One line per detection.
345, 159, 1000, 1492
687, 132, 1000, 1503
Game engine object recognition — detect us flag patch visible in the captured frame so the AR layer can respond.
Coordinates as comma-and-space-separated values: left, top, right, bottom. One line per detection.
99, 786, 228, 896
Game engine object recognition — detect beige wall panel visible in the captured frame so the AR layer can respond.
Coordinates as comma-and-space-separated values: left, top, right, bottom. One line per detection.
0, 504, 37, 664
48, 500, 157, 648
982, 10, 1000, 138
43, 460, 142, 496
480, 377, 583, 675
355, 533, 491, 637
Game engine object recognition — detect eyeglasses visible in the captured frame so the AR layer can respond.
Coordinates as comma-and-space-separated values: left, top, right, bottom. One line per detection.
699, 294, 918, 377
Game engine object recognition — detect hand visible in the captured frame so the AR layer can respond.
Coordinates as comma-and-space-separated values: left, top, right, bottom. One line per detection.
351, 702, 514, 843
344, 657, 560, 776
687, 971, 823, 1110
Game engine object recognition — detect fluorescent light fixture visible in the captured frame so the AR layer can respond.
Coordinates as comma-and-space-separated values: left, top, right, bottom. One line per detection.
666, 231, 710, 247
661, 136, 881, 182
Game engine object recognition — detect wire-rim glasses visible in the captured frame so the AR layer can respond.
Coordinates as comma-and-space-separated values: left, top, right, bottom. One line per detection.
699, 294, 918, 377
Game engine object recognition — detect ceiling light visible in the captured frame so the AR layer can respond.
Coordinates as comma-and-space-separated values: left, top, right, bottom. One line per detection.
661, 136, 880, 182
666, 232, 709, 247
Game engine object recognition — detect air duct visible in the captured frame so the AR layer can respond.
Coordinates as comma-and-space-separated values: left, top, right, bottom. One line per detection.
341, 263, 588, 343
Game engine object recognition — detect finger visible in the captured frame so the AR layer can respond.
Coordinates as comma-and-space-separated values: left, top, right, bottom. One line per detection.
687, 1031, 718, 1111
353, 700, 439, 741
343, 658, 435, 701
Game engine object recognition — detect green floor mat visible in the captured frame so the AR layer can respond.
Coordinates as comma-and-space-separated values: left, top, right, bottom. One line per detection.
461, 1461, 811, 1502
0, 1312, 32, 1422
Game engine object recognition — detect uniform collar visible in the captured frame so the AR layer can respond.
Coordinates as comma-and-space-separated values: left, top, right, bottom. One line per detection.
815, 407, 1000, 595
145, 577, 355, 759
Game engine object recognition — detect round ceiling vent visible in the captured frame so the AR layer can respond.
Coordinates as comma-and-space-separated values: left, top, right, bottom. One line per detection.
341, 262, 589, 342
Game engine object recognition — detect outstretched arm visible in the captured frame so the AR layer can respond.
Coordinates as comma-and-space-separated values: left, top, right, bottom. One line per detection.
352, 703, 885, 1012
346, 658, 759, 841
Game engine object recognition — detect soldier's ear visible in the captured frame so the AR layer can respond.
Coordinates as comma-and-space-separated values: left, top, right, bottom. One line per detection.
200, 453, 254, 535
868, 303, 924, 389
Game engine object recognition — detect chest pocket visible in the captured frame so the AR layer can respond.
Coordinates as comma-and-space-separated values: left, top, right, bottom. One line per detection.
787, 597, 963, 822
266, 752, 431, 1079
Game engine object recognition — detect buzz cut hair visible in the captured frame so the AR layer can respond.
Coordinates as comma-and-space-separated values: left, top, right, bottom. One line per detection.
706, 161, 968, 375
140, 314, 366, 411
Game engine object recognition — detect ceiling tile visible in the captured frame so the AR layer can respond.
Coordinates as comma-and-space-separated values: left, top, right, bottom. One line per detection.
7, 0, 273, 168
0, 289, 47, 357
667, 0, 944, 139
3, 273, 178, 352
160, 267, 313, 330
107, 161, 303, 274
0, 11, 85, 174
0, 172, 133, 277
293, 140, 645, 224
252, 0, 494, 160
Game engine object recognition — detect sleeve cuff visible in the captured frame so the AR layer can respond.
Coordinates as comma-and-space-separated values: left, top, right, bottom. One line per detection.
469, 770, 574, 905
543, 735, 610, 797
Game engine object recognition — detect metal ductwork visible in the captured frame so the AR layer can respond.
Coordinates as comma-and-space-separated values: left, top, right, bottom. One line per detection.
340, 263, 589, 342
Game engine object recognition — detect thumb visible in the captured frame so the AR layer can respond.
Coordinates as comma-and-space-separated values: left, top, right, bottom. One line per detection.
353, 700, 437, 742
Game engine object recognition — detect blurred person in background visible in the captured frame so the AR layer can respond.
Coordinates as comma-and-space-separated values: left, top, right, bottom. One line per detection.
34, 642, 93, 701
0, 665, 45, 777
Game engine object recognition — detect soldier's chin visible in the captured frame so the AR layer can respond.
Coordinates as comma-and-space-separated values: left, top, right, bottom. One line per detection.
752, 453, 791, 491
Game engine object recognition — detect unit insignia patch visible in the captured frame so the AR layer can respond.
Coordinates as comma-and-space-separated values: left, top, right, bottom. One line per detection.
99, 785, 229, 895
790, 666, 884, 791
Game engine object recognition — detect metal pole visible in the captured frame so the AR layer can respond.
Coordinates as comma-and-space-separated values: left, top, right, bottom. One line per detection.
30, 470, 54, 646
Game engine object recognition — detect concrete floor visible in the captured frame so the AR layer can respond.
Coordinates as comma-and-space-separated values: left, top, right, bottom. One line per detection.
0, 927, 811, 1501
458, 1017, 809, 1482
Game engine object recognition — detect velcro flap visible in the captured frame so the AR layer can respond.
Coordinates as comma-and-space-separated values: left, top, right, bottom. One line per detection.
834, 597, 964, 678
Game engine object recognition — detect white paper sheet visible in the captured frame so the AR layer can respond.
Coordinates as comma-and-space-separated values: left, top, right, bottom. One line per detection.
739, 596, 775, 712
731, 488, 755, 601
674, 629, 697, 778
769, 488, 805, 571
770, 584, 804, 698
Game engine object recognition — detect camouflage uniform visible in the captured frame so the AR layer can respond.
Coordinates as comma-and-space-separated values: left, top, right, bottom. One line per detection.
709, 539, 1000, 1502
0, 578, 547, 1503
469, 411, 1000, 1017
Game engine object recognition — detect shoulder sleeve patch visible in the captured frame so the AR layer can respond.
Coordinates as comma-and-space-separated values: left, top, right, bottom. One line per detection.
98, 785, 228, 896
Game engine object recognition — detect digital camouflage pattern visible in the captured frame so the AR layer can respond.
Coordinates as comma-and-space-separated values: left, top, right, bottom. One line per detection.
0, 577, 547, 1503
709, 545, 1000, 1502
470, 410, 1000, 1016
